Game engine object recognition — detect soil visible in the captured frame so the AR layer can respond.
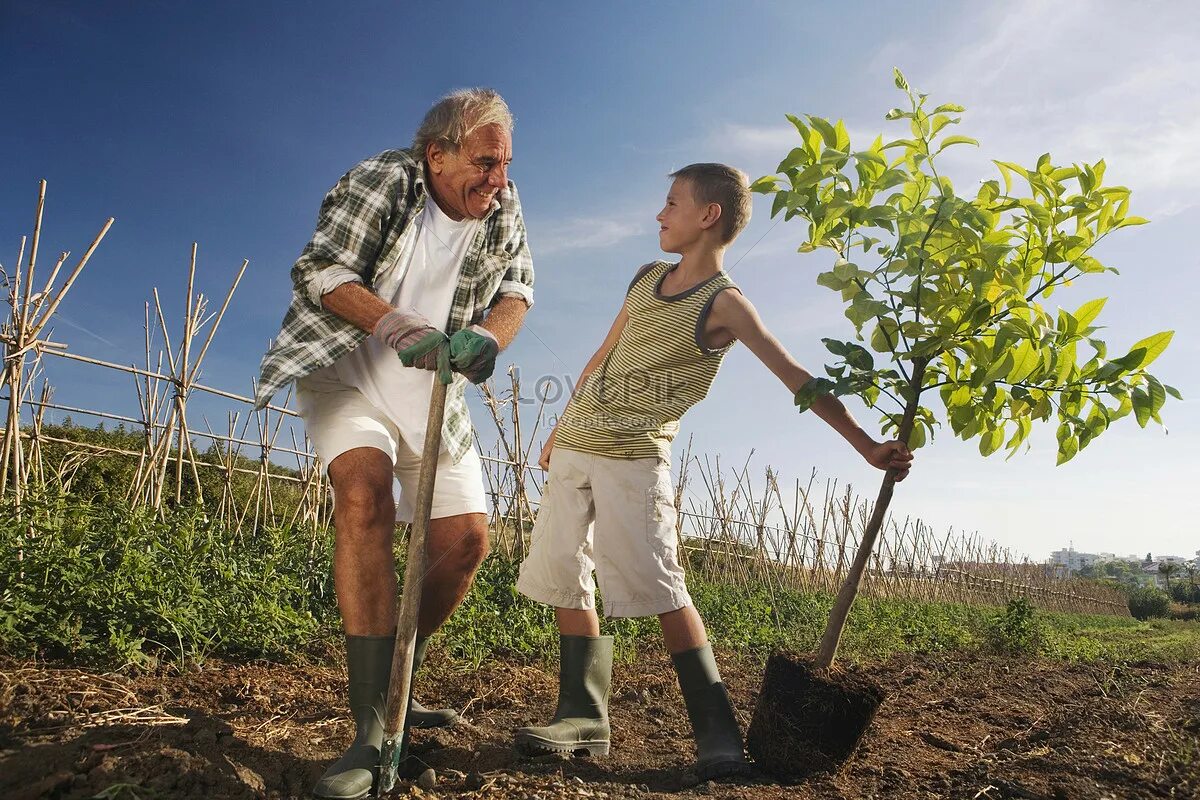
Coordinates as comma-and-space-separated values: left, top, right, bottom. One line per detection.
1, 648, 1197, 800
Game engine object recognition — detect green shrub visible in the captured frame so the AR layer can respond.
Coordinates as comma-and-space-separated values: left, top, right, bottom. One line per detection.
0, 494, 338, 667
3, 493, 1197, 670
985, 598, 1043, 654
1128, 587, 1171, 620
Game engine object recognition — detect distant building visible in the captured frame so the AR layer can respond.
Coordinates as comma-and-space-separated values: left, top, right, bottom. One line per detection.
1049, 548, 1103, 573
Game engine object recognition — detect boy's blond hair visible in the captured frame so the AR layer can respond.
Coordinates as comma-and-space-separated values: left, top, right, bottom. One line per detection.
668, 163, 752, 244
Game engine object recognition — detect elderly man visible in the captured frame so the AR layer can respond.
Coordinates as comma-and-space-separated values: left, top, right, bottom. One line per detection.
254, 88, 532, 799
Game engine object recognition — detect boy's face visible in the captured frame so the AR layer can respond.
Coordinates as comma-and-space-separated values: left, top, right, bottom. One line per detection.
656, 178, 710, 254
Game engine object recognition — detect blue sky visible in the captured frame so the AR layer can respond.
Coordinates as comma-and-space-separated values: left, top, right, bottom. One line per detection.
2, 1, 1197, 560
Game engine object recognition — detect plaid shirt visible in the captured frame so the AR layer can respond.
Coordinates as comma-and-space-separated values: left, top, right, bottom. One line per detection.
254, 148, 534, 463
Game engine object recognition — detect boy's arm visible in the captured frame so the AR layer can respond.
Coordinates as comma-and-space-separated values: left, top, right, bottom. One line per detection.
539, 305, 630, 468
711, 291, 913, 480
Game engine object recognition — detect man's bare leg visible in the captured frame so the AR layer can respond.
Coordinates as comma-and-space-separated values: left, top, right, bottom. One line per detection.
417, 512, 490, 637
329, 447, 398, 635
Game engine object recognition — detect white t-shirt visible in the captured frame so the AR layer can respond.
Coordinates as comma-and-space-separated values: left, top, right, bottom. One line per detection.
327, 200, 481, 452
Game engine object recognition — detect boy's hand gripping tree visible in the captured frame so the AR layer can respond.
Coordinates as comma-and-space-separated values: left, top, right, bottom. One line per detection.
745, 69, 1179, 778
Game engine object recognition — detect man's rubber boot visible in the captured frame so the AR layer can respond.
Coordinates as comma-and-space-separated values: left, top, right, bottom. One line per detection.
312, 635, 392, 800
409, 635, 459, 728
514, 634, 613, 756
673, 644, 749, 779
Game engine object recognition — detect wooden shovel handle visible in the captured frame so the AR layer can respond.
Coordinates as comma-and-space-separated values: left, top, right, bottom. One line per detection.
379, 377, 448, 792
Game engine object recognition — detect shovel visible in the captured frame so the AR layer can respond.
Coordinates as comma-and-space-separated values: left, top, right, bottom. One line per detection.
378, 374, 448, 794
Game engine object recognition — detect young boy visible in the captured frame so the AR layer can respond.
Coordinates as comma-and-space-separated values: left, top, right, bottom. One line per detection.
513, 164, 913, 777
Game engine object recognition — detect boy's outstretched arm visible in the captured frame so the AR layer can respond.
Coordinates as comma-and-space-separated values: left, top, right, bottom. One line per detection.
711, 291, 913, 480
538, 305, 631, 469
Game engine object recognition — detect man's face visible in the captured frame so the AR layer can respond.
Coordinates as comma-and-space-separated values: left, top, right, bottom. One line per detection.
656, 178, 708, 254
425, 123, 512, 221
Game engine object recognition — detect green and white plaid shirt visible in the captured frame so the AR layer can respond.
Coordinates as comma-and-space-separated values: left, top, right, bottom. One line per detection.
254, 148, 534, 463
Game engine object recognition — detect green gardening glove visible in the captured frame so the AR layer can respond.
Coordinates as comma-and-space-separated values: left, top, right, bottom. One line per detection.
396, 329, 453, 385
448, 325, 500, 384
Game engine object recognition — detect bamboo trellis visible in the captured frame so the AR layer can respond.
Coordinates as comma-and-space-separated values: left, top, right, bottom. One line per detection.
0, 182, 1130, 616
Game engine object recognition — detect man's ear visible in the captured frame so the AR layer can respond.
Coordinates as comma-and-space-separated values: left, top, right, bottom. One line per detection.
426, 140, 446, 174
700, 202, 724, 232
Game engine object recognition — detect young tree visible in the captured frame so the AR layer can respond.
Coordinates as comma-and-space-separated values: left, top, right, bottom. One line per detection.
754, 69, 1180, 667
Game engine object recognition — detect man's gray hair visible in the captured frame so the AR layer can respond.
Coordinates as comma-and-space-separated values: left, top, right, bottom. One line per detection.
412, 88, 514, 156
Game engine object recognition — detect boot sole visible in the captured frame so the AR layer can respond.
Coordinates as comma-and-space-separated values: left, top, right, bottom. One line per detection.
696, 757, 752, 780
409, 711, 460, 729
514, 732, 610, 757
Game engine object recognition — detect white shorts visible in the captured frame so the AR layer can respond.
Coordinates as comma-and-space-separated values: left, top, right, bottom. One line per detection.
295, 375, 487, 523
516, 448, 692, 618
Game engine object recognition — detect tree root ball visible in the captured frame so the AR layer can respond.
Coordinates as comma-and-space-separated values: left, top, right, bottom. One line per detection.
746, 651, 885, 782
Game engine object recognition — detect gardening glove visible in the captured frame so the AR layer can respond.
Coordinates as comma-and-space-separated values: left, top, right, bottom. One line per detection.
375, 308, 453, 385
448, 324, 500, 384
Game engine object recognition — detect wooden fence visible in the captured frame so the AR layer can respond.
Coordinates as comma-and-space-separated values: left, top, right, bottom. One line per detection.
0, 182, 1130, 616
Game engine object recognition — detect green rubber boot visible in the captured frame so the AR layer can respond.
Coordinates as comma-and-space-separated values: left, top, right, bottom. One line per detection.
312, 635, 459, 799
312, 635, 392, 800
410, 636, 459, 728
514, 635, 613, 756
673, 644, 748, 779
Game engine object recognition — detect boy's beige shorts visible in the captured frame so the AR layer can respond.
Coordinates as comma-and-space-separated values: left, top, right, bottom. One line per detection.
517, 447, 693, 617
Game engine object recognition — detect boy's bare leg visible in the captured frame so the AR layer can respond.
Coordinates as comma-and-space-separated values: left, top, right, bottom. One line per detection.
556, 607, 601, 637
659, 605, 708, 654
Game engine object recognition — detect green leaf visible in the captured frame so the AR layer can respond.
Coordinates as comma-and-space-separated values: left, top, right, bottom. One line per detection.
1054, 340, 1076, 384
907, 421, 927, 450
983, 351, 1015, 384
809, 116, 839, 149
979, 425, 1004, 457
750, 175, 781, 194
934, 135, 980, 154
1124, 330, 1174, 370
794, 377, 835, 413
870, 318, 900, 353
893, 67, 909, 91
1165, 384, 1183, 401
932, 103, 965, 114
1118, 215, 1150, 227
1145, 375, 1167, 414
1007, 340, 1041, 384
1073, 297, 1107, 328
1056, 434, 1079, 465
1132, 388, 1152, 428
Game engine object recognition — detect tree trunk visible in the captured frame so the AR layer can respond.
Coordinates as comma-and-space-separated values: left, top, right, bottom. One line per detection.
814, 358, 928, 669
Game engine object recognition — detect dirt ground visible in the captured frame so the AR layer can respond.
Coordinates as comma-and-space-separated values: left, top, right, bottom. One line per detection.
1, 648, 1197, 800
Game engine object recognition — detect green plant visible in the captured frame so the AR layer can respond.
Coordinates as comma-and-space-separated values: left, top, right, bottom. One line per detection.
1128, 586, 1171, 620
985, 598, 1043, 654
751, 68, 1180, 667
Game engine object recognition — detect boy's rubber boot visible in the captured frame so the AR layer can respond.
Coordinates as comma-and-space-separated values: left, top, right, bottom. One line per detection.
312, 635, 460, 799
672, 644, 749, 779
409, 636, 460, 728
514, 634, 614, 756
312, 635, 393, 800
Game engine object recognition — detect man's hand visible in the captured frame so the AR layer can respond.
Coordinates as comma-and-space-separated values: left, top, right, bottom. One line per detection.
374, 308, 452, 383
863, 440, 913, 481
449, 325, 500, 384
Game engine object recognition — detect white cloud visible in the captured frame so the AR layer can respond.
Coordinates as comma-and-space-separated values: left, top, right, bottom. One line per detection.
531, 215, 646, 256
915, 0, 1200, 217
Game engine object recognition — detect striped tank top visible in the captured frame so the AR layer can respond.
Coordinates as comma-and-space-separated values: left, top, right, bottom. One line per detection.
556, 261, 738, 461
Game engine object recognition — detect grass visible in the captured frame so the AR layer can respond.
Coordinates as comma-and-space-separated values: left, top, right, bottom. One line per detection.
2, 493, 1198, 670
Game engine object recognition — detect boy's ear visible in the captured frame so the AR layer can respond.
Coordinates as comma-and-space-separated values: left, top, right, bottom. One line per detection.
699, 202, 724, 232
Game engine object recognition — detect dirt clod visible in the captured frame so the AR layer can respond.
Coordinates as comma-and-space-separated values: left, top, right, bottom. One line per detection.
746, 652, 884, 781
1, 649, 1197, 799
